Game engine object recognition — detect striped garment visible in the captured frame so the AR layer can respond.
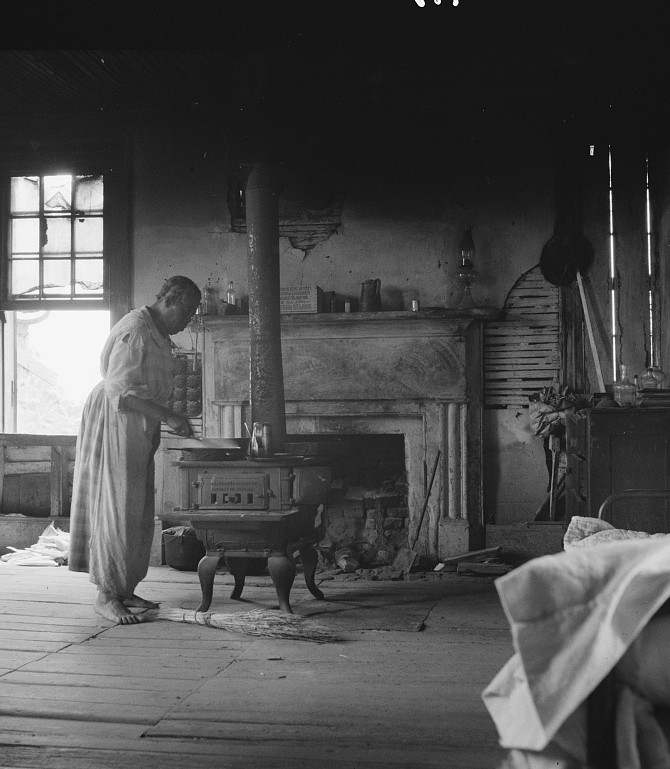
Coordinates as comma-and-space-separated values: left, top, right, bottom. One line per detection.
68, 307, 174, 598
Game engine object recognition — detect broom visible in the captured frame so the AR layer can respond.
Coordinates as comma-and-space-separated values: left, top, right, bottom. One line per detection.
154, 606, 344, 643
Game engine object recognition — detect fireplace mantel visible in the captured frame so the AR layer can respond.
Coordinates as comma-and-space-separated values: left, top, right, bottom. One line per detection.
197, 308, 496, 559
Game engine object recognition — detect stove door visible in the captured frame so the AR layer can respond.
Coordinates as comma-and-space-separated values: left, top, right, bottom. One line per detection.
197, 471, 270, 510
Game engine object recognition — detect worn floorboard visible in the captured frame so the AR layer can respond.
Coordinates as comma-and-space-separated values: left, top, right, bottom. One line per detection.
0, 562, 513, 768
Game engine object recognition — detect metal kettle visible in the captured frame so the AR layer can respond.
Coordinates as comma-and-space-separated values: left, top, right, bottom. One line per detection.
360, 278, 382, 312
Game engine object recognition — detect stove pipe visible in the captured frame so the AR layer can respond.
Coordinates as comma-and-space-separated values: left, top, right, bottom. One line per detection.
246, 163, 287, 450
245, 163, 336, 450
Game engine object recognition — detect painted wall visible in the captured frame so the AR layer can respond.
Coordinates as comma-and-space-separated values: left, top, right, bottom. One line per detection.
0, 109, 560, 523
131, 115, 554, 308
127, 112, 555, 523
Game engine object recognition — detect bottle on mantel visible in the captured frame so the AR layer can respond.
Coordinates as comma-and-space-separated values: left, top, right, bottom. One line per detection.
226, 280, 236, 314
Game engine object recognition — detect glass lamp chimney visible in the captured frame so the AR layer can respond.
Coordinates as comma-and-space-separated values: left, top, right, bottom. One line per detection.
460, 226, 476, 268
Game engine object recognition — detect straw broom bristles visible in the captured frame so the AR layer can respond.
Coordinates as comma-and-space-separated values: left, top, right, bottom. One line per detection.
155, 606, 343, 643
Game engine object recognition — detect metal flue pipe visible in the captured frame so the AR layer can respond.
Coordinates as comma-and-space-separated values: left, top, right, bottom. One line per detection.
246, 163, 287, 449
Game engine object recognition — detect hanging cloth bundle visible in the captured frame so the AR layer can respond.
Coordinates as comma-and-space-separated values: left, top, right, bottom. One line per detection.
539, 137, 604, 391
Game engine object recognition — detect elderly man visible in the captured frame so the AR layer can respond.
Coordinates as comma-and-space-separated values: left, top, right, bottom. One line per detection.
69, 276, 201, 624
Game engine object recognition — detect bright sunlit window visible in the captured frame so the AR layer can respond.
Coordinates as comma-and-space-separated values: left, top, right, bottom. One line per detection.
6, 174, 104, 303
7, 309, 109, 434
608, 147, 658, 379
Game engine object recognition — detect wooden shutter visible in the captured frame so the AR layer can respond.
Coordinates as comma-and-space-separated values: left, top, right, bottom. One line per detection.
484, 265, 561, 407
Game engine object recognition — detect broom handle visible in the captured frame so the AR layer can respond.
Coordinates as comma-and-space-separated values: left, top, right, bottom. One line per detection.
577, 270, 606, 392
411, 450, 441, 550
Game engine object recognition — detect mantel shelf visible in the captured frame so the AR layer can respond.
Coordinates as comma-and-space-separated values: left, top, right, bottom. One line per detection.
199, 306, 499, 327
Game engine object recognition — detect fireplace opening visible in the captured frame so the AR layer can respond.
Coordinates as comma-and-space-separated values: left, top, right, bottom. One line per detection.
287, 434, 408, 571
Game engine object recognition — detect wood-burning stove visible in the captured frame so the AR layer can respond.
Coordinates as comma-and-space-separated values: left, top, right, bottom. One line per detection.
165, 447, 331, 613
164, 163, 337, 612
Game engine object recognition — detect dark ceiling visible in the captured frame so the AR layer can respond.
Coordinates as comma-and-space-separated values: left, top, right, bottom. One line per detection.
0, 0, 669, 148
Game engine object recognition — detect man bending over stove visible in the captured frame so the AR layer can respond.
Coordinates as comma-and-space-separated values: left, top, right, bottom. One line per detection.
69, 276, 201, 624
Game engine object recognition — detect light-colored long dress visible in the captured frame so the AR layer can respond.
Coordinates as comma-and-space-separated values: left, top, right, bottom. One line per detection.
68, 307, 174, 598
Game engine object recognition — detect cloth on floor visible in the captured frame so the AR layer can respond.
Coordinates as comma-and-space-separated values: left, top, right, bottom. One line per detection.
563, 515, 669, 549
0, 523, 70, 566
482, 536, 670, 764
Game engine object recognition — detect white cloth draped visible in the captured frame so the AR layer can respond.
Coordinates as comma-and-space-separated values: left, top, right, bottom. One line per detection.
482, 535, 670, 763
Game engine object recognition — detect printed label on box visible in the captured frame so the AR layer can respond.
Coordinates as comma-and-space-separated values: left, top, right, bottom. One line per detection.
280, 286, 321, 313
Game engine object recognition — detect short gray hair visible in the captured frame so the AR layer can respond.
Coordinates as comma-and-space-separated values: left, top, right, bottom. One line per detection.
156, 276, 201, 306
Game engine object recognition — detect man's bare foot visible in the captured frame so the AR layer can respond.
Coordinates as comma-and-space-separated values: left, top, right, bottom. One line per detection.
95, 593, 144, 625
124, 594, 159, 609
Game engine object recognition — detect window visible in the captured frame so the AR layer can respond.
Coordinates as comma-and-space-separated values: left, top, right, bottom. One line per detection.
6, 174, 104, 304
1, 144, 130, 315
606, 145, 660, 380
0, 144, 131, 433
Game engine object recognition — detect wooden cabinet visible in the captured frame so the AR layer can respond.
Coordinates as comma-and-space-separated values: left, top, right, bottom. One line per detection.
566, 409, 670, 531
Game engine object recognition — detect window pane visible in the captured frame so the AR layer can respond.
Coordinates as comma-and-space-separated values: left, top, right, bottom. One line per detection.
10, 260, 39, 296
43, 260, 72, 295
4, 171, 108, 308
11, 218, 40, 253
74, 217, 103, 253
75, 259, 104, 295
43, 217, 71, 254
44, 175, 72, 212
10, 176, 40, 214
74, 175, 103, 214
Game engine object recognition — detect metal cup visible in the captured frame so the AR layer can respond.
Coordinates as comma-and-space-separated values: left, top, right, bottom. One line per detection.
261, 423, 273, 457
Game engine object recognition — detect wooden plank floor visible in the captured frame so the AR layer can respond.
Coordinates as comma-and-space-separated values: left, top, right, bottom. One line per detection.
0, 562, 513, 768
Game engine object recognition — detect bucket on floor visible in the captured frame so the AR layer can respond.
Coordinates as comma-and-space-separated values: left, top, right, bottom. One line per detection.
163, 526, 206, 571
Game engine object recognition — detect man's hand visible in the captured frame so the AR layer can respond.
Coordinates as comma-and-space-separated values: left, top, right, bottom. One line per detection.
164, 413, 193, 437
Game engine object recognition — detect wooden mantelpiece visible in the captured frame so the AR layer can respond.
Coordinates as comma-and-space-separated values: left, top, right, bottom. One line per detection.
198, 308, 497, 558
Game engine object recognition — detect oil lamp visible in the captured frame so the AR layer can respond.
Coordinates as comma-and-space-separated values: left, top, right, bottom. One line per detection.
458, 226, 478, 308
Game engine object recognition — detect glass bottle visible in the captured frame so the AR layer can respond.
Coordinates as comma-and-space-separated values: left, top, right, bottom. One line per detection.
226, 280, 236, 315
202, 283, 219, 315
640, 367, 658, 390
651, 365, 666, 388
613, 364, 637, 407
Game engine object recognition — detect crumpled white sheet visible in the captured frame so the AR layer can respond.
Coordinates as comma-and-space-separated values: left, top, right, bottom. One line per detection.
0, 523, 69, 566
563, 515, 669, 549
482, 536, 670, 765
615, 685, 670, 769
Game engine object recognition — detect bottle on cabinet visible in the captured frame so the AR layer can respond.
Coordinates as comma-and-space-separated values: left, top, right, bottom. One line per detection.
640, 366, 658, 390
613, 364, 637, 407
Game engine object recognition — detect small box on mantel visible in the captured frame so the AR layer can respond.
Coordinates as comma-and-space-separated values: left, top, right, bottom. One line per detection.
280, 285, 323, 314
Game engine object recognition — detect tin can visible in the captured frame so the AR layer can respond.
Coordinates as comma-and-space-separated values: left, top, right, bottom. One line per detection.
260, 423, 273, 457
411, 299, 420, 312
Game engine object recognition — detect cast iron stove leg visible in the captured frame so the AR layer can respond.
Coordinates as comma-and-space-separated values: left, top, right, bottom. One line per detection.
267, 555, 296, 614
298, 544, 325, 600
228, 557, 249, 600
196, 554, 221, 612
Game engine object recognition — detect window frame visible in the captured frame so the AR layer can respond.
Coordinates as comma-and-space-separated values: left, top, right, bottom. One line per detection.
0, 144, 131, 324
